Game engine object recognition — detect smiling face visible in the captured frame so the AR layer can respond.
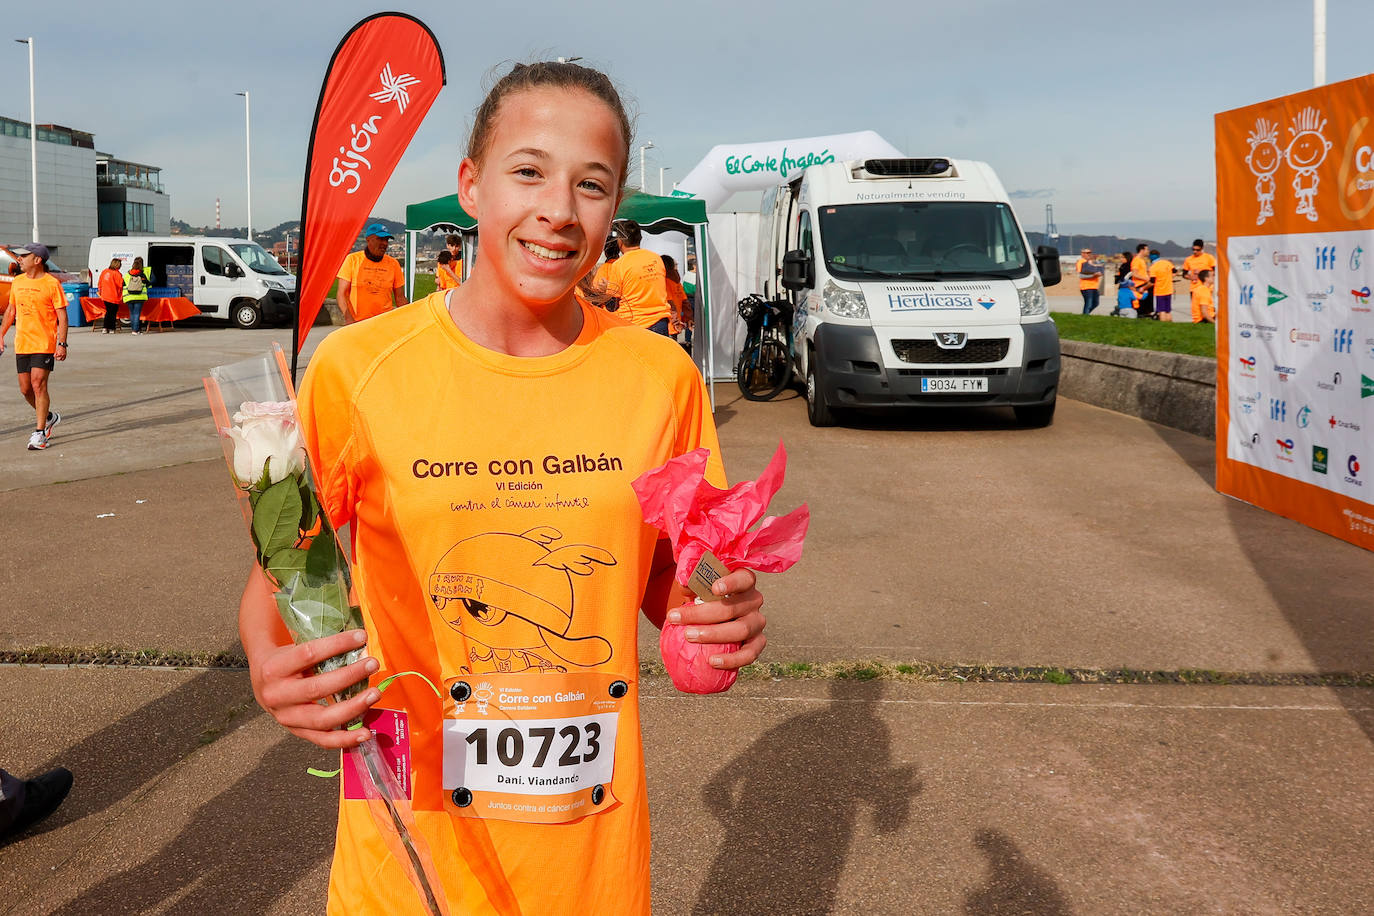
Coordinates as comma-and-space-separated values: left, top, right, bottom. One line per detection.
1248, 139, 1280, 175
1286, 131, 1330, 169
458, 86, 625, 310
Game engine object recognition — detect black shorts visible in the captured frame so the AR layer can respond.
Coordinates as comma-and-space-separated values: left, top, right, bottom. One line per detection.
16, 352, 55, 373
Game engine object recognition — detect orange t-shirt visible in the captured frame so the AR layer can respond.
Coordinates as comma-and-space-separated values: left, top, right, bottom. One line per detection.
665, 278, 690, 332
1130, 255, 1151, 292
1182, 252, 1216, 290
436, 264, 461, 290
338, 250, 405, 321
604, 249, 669, 329
1075, 257, 1101, 291
298, 293, 723, 915
1193, 284, 1214, 310
98, 268, 124, 303
9, 274, 65, 354
1149, 259, 1175, 297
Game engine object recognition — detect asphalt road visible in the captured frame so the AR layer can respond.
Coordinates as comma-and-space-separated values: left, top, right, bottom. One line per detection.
1, 321, 1370, 914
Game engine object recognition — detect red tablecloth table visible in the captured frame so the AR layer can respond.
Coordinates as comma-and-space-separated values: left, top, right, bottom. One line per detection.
80, 297, 199, 328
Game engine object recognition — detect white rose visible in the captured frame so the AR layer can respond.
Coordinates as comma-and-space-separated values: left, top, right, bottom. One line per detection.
228, 400, 307, 486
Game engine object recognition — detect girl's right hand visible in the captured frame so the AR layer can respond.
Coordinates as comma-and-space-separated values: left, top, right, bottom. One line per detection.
249, 629, 382, 749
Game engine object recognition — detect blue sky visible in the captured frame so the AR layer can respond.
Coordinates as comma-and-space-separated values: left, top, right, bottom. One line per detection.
10, 0, 1373, 243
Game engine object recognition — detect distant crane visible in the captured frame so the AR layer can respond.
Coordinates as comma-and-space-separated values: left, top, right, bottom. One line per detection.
1044, 203, 1057, 241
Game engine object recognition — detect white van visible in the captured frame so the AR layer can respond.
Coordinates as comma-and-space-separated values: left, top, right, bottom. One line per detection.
759, 157, 1062, 426
87, 236, 295, 329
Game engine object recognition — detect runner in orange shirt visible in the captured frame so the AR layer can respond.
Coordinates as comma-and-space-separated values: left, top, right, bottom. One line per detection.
239, 61, 767, 916
0, 243, 66, 449
1148, 250, 1176, 321
1182, 239, 1217, 323
1130, 243, 1154, 319
1192, 269, 1215, 324
337, 224, 408, 321
605, 219, 672, 333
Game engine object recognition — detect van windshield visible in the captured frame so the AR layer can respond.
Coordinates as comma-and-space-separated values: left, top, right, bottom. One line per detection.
229, 242, 288, 275
817, 201, 1030, 281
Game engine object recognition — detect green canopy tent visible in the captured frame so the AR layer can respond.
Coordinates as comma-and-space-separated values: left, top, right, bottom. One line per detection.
404, 191, 716, 399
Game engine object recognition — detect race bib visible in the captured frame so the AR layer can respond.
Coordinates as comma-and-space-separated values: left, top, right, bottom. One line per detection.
442, 671, 628, 824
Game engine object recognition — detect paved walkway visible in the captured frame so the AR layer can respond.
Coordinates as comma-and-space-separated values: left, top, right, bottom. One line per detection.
1, 325, 1370, 914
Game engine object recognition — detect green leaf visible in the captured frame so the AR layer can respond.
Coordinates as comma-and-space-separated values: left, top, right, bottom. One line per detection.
299, 485, 319, 533
265, 548, 308, 585
251, 476, 303, 556
279, 579, 352, 642
304, 531, 345, 583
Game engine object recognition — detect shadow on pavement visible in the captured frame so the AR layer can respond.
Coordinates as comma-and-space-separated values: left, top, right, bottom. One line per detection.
1150, 424, 1374, 744
49, 734, 335, 915
691, 679, 920, 915
21, 671, 259, 836
963, 828, 1072, 915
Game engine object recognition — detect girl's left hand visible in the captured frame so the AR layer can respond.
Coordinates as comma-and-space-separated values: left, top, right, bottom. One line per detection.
666, 568, 766, 670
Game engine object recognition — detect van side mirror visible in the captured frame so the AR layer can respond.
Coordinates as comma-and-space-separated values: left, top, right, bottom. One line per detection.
226, 262, 243, 279
781, 249, 812, 291
1035, 245, 1061, 286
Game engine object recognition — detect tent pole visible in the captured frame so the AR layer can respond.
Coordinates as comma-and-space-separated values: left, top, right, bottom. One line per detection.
406, 231, 416, 301
696, 223, 714, 411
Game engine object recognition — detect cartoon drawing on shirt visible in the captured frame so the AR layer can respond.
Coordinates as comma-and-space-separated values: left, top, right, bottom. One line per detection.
428, 526, 616, 674
1285, 107, 1331, 222
1246, 118, 1282, 225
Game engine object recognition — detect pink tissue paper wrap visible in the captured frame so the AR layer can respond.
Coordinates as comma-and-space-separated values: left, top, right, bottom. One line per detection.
632, 442, 810, 693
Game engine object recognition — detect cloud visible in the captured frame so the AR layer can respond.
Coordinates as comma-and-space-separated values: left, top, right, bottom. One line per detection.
1008, 188, 1055, 199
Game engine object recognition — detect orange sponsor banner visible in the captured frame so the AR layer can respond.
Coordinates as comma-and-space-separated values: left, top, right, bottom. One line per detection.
1215, 73, 1374, 549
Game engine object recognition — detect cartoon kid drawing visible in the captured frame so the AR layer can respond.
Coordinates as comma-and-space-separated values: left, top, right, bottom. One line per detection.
428, 527, 616, 674
1286, 106, 1331, 222
1245, 118, 1281, 226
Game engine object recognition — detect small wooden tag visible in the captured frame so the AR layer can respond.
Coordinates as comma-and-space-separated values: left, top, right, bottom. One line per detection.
687, 550, 731, 600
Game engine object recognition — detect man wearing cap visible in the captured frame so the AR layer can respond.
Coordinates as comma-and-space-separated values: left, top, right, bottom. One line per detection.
604, 219, 671, 334
0, 244, 66, 450
336, 223, 407, 322
1075, 247, 1104, 315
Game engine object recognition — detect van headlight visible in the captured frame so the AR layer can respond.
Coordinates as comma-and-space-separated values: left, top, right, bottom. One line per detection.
264, 279, 286, 291
823, 280, 869, 319
1018, 278, 1048, 317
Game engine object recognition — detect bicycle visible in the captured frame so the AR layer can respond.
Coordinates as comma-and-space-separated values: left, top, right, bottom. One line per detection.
735, 294, 795, 401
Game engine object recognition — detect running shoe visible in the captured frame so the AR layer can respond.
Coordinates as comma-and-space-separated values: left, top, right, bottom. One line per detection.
44, 410, 60, 437
26, 430, 47, 450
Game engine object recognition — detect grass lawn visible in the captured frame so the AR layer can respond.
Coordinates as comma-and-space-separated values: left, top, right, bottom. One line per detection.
1051, 313, 1217, 359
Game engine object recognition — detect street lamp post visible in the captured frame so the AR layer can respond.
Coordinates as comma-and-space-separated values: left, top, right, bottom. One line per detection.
235, 91, 252, 241
15, 38, 38, 242
659, 166, 671, 196
638, 141, 654, 193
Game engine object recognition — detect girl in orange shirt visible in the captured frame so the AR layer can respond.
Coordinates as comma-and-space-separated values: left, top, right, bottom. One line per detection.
663, 254, 692, 348
98, 258, 124, 333
239, 61, 768, 916
434, 250, 461, 290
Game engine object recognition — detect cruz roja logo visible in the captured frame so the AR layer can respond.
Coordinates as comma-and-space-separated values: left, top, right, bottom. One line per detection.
1313, 445, 1329, 474
1314, 245, 1337, 269
1333, 328, 1354, 353
1267, 285, 1288, 306
1269, 398, 1287, 422
1297, 404, 1312, 428
1238, 284, 1255, 306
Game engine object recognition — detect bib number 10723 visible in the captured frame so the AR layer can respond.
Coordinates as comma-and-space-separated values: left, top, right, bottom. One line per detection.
464, 721, 602, 768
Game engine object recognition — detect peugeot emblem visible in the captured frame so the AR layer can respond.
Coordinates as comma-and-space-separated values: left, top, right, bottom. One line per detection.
934, 332, 967, 349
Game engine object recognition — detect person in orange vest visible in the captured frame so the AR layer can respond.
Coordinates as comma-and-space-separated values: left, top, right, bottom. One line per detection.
98, 257, 125, 334
336, 224, 407, 322
1182, 239, 1217, 323
1075, 247, 1104, 314
1148, 250, 1177, 321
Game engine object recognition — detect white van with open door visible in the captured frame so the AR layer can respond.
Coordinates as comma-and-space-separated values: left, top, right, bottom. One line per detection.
759, 157, 1061, 427
87, 236, 295, 328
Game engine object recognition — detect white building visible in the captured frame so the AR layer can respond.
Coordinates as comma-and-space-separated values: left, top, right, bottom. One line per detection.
0, 115, 169, 268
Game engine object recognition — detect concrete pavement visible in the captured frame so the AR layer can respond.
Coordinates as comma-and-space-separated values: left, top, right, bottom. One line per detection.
1, 324, 1371, 914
